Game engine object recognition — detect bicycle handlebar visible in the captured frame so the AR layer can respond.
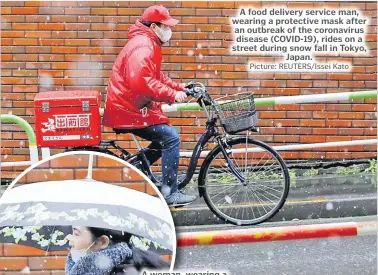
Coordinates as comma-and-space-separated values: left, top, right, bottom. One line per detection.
184, 89, 194, 97
184, 84, 207, 97
178, 83, 212, 106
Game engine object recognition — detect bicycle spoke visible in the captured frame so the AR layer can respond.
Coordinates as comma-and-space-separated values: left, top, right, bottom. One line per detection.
251, 185, 282, 200
232, 185, 244, 218
245, 184, 257, 220
246, 185, 263, 217
255, 183, 284, 194
252, 155, 277, 175
247, 186, 270, 215
203, 138, 289, 225
248, 166, 283, 179
241, 189, 246, 221
208, 164, 232, 176
250, 187, 273, 214
247, 185, 261, 219
211, 186, 239, 205
204, 183, 242, 187
222, 185, 243, 205
248, 185, 277, 207
208, 184, 236, 200
245, 152, 268, 173
244, 134, 249, 175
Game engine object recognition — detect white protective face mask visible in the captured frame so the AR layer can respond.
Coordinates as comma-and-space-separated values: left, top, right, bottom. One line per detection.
70, 241, 96, 262
155, 25, 172, 43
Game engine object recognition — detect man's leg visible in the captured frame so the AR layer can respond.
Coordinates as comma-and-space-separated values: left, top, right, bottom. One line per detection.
137, 141, 162, 167
132, 124, 196, 205
132, 124, 179, 192
130, 141, 161, 173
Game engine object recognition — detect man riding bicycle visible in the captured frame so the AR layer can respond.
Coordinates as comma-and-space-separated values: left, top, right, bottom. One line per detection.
103, 5, 197, 206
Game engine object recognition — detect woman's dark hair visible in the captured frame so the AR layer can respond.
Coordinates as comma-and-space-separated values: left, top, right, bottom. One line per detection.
87, 227, 169, 273
89, 227, 132, 243
142, 21, 162, 28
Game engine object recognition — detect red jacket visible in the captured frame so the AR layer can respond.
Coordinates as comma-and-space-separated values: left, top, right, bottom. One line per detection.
103, 20, 185, 129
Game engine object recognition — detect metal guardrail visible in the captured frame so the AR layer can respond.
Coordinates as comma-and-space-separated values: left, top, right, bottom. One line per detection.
180, 139, 378, 158
1, 90, 377, 167
99, 90, 378, 115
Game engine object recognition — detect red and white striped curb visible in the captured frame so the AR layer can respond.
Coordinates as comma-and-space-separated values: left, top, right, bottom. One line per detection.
177, 221, 377, 247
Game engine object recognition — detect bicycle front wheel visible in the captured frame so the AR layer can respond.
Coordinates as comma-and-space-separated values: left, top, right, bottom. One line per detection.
199, 137, 289, 225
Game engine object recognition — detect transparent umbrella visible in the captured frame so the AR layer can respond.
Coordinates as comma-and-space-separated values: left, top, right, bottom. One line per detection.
0, 179, 174, 254
0, 224, 170, 255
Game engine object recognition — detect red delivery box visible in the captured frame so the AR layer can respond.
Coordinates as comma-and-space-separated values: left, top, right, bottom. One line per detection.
34, 90, 101, 148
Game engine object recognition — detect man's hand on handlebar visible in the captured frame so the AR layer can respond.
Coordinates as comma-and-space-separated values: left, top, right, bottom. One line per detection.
185, 81, 205, 90
184, 82, 206, 97
181, 81, 212, 106
175, 91, 188, 103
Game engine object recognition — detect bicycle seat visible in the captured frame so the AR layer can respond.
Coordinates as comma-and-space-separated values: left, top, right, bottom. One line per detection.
113, 128, 134, 135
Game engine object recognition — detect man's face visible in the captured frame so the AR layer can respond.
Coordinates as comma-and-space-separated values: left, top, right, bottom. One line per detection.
152, 23, 171, 33
151, 23, 172, 43
160, 24, 171, 32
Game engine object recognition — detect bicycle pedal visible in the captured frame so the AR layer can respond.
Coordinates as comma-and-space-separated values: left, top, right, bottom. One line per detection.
168, 202, 191, 209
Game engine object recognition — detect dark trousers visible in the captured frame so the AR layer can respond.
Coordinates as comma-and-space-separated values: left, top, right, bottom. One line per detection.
131, 124, 180, 195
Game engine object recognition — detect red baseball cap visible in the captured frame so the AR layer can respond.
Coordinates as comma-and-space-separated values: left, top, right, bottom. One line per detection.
141, 5, 179, 26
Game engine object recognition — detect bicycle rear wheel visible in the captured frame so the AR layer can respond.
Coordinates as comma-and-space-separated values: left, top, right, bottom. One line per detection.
199, 137, 289, 225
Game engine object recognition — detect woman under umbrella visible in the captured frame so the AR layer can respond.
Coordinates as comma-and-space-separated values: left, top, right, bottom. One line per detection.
66, 226, 169, 275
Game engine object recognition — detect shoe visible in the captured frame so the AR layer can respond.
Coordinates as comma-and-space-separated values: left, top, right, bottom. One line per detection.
165, 190, 196, 207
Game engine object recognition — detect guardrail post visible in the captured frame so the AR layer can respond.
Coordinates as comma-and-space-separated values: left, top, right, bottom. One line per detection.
41, 148, 51, 159
0, 114, 39, 164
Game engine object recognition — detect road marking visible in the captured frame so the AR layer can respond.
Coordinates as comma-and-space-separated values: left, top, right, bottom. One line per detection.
170, 198, 329, 212
176, 216, 377, 232
177, 221, 377, 247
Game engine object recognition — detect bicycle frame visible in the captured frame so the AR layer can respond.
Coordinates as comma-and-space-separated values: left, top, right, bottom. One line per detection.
139, 118, 218, 187
67, 95, 247, 191
127, 117, 245, 189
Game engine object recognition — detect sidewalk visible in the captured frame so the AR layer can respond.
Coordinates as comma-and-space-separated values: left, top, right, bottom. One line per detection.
172, 173, 377, 226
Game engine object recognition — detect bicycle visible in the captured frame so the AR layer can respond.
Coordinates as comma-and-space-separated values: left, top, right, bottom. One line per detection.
66, 84, 290, 225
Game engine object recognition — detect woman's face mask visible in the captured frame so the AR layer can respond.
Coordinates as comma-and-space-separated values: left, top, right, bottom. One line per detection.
70, 240, 96, 262
153, 24, 172, 43
69, 227, 100, 262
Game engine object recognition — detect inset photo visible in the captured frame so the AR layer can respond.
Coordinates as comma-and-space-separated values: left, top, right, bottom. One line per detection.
0, 151, 175, 274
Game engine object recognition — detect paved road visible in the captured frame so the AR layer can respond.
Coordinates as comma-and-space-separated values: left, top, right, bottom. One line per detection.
174, 216, 377, 275
171, 190, 377, 226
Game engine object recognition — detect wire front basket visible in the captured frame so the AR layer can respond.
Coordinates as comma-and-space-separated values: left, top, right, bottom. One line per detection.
212, 93, 258, 134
